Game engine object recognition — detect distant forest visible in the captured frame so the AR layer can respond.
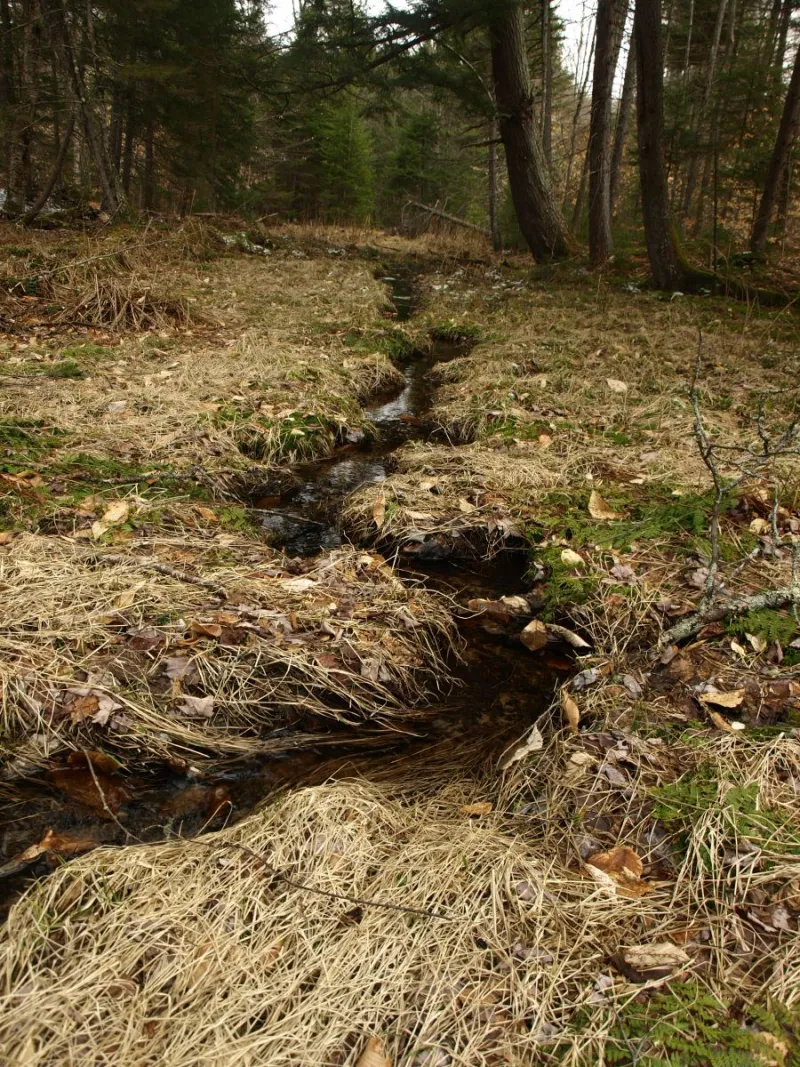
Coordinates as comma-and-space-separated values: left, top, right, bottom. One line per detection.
2, 0, 799, 284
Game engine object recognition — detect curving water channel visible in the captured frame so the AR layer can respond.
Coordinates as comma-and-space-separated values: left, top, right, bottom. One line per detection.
0, 270, 562, 917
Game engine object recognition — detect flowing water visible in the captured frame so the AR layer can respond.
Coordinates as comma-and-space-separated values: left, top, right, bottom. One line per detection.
0, 269, 562, 916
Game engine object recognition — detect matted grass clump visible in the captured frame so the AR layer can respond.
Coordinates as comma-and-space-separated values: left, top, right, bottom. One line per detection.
2, 696, 799, 1065
0, 221, 405, 484
0, 525, 456, 774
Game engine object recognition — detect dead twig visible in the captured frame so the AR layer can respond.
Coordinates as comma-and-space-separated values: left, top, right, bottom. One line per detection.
92, 553, 228, 599
659, 583, 800, 647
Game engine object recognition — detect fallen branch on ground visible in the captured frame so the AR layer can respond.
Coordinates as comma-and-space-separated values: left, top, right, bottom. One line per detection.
92, 553, 228, 599
659, 583, 800, 647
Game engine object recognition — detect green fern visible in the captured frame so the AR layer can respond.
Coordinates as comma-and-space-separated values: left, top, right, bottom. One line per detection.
726, 609, 797, 645
608, 984, 797, 1066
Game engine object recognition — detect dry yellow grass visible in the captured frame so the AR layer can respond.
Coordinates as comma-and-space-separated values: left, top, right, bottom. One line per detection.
2, 695, 799, 1065
1, 223, 406, 478
0, 526, 457, 774
3, 224, 800, 1064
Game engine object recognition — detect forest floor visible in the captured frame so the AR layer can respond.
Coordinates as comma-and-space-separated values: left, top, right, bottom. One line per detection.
1, 219, 800, 1066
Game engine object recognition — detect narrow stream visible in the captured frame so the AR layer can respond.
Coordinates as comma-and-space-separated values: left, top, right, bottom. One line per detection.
0, 269, 561, 916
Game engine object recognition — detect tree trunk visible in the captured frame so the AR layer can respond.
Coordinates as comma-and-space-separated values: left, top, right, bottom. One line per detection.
38, 0, 128, 215
1, 0, 23, 214
588, 0, 627, 265
121, 103, 135, 195
680, 0, 729, 220
22, 112, 74, 224
571, 140, 590, 228
488, 118, 502, 250
541, 0, 552, 165
562, 33, 595, 210
776, 143, 792, 238
490, 2, 574, 261
143, 115, 155, 211
751, 40, 800, 255
634, 0, 684, 288
610, 36, 636, 214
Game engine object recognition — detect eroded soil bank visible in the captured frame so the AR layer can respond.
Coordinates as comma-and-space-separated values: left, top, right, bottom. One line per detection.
2, 221, 800, 1065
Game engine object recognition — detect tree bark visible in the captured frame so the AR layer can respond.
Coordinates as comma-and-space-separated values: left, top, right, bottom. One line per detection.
634, 0, 684, 288
488, 118, 502, 250
489, 2, 573, 261
751, 40, 800, 255
571, 140, 590, 228
610, 36, 636, 214
541, 0, 552, 165
588, 0, 627, 265
121, 103, 135, 195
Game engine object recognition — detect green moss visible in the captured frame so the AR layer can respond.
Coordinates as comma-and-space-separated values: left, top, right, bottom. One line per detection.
651, 769, 719, 827
343, 325, 415, 362
533, 485, 736, 556
59, 343, 113, 361
235, 412, 339, 462
429, 321, 481, 345
48, 359, 84, 379
217, 505, 259, 534
0, 417, 67, 473
530, 544, 601, 617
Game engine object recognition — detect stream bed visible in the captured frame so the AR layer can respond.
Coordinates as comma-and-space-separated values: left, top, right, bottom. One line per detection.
0, 270, 561, 916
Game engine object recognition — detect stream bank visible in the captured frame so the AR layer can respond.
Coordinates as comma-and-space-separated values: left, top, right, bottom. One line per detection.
0, 267, 561, 914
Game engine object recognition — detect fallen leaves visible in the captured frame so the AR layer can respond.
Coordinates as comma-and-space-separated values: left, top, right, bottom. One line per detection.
460, 801, 493, 817
584, 846, 653, 898
64, 687, 123, 726
498, 724, 544, 770
606, 378, 629, 394
588, 490, 620, 521
163, 656, 201, 686
618, 942, 690, 982
91, 499, 130, 539
355, 1036, 392, 1067
698, 688, 745, 708
561, 690, 580, 734
708, 709, 746, 733
372, 492, 386, 529
177, 695, 215, 719
520, 619, 548, 651
560, 548, 584, 568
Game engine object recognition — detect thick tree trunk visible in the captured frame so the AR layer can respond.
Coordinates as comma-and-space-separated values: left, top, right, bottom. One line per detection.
751, 41, 800, 255
634, 0, 684, 288
610, 37, 636, 213
489, 2, 573, 261
588, 0, 627, 265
